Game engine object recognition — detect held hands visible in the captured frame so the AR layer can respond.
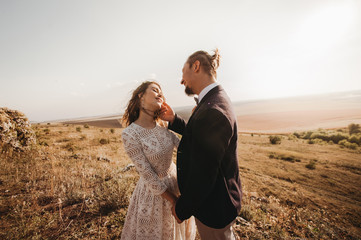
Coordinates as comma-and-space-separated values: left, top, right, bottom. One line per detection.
171, 202, 183, 224
161, 190, 182, 223
159, 102, 175, 124
169, 195, 182, 224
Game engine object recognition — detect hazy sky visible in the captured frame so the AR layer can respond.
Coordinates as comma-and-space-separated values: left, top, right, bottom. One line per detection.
1, 0, 360, 122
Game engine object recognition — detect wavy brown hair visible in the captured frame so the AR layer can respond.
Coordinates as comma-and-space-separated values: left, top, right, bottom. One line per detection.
187, 48, 221, 79
122, 81, 164, 127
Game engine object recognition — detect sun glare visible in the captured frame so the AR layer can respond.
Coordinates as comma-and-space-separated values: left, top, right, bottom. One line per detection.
293, 3, 355, 50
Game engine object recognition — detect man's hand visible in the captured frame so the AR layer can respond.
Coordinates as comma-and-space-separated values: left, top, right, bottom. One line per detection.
171, 203, 183, 224
159, 102, 175, 124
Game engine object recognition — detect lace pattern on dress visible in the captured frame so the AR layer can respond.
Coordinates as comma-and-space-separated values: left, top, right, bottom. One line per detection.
120, 123, 196, 240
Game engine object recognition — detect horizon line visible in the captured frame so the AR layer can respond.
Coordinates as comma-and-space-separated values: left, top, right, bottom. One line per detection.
30, 89, 361, 123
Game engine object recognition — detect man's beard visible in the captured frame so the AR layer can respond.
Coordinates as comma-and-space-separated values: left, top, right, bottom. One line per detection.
185, 86, 195, 96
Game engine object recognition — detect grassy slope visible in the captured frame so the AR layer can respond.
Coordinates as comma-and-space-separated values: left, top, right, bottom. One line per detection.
0, 124, 360, 239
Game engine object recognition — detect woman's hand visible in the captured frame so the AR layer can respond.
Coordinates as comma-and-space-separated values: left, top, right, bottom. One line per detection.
171, 203, 183, 224
159, 102, 175, 124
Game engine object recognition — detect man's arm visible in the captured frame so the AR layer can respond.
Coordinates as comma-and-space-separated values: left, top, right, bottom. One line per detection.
159, 102, 186, 135
168, 114, 186, 135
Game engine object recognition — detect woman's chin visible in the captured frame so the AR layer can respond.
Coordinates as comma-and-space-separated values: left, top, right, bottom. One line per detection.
155, 103, 162, 110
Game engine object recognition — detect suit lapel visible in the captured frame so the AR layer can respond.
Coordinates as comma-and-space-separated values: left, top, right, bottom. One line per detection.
187, 85, 223, 123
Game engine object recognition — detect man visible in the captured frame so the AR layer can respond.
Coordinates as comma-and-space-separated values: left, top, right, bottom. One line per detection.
160, 49, 242, 239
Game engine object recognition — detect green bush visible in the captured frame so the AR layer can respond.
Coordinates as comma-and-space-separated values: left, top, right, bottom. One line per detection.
310, 132, 330, 142
302, 131, 313, 139
293, 132, 301, 138
313, 138, 327, 145
348, 123, 361, 135
338, 139, 358, 150
330, 133, 348, 144
349, 135, 361, 145
269, 135, 281, 144
76, 127, 81, 132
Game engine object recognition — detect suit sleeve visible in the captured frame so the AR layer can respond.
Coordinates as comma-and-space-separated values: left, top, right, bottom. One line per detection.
175, 109, 233, 221
168, 113, 186, 135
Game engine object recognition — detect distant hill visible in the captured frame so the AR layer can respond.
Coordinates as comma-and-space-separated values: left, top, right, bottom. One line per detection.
53, 90, 361, 132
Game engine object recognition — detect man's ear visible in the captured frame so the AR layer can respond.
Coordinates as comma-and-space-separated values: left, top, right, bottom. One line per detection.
193, 60, 200, 72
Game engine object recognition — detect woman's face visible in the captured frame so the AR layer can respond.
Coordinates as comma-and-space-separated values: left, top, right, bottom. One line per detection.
140, 83, 164, 111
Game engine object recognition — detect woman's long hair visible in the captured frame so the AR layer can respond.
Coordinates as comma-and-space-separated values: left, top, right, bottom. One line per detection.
122, 81, 164, 127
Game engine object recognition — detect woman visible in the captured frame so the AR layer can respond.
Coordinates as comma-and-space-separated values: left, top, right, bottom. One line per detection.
120, 81, 196, 240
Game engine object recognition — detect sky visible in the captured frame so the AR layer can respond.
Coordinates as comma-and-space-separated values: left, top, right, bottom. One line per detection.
1, 0, 360, 122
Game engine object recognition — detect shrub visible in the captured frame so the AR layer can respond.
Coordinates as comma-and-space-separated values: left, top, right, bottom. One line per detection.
348, 123, 361, 135
339, 139, 358, 150
110, 129, 115, 134
330, 133, 348, 144
349, 135, 361, 145
293, 132, 301, 138
302, 131, 313, 139
306, 160, 316, 170
268, 152, 300, 163
312, 138, 327, 145
38, 141, 49, 146
63, 142, 76, 152
310, 132, 330, 142
239, 205, 253, 221
84, 124, 89, 128
269, 135, 281, 144
99, 138, 109, 145
76, 127, 81, 132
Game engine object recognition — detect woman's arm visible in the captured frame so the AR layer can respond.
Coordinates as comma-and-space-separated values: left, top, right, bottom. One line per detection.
122, 130, 168, 195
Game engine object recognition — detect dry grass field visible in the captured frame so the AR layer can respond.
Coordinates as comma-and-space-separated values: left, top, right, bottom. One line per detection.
1, 123, 361, 239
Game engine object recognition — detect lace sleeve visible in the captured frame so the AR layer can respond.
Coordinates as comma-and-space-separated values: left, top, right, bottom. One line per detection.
170, 130, 180, 148
122, 130, 167, 195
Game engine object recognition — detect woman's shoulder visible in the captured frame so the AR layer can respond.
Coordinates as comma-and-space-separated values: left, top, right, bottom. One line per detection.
121, 123, 138, 139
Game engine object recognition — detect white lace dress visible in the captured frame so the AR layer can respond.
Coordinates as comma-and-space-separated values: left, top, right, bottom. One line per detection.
120, 123, 196, 240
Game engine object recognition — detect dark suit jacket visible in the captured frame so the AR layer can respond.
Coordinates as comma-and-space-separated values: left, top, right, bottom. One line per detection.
169, 85, 242, 229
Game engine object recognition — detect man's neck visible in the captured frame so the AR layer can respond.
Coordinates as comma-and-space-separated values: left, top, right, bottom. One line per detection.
197, 82, 219, 103
196, 77, 216, 95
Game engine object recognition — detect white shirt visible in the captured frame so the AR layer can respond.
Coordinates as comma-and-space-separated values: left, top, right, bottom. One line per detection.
198, 82, 219, 103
